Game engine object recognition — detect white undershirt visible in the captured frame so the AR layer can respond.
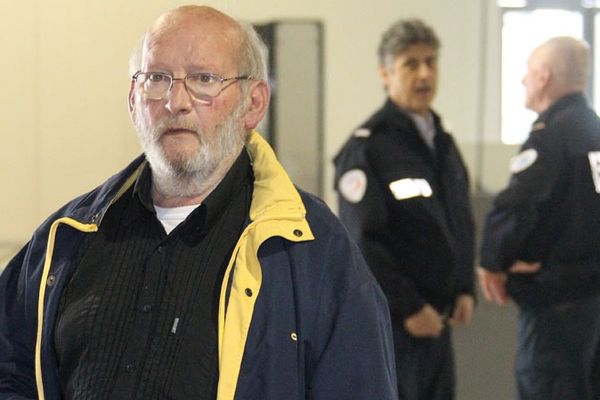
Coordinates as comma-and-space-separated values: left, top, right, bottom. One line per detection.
154, 204, 201, 234
409, 111, 436, 152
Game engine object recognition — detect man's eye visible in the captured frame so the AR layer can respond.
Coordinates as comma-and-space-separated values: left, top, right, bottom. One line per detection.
148, 73, 168, 82
405, 61, 419, 71
426, 57, 437, 68
192, 73, 216, 84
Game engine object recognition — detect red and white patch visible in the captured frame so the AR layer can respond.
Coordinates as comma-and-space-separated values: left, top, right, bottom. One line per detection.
338, 169, 368, 203
510, 149, 538, 174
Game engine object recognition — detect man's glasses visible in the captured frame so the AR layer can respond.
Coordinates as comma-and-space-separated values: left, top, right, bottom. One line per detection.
132, 71, 252, 101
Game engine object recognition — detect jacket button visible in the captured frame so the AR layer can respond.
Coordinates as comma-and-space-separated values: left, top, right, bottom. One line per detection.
291, 332, 298, 341
125, 363, 136, 373
47, 275, 57, 287
245, 288, 253, 297
293, 229, 303, 237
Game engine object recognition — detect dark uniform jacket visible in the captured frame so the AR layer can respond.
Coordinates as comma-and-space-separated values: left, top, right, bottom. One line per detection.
481, 93, 600, 307
333, 99, 475, 321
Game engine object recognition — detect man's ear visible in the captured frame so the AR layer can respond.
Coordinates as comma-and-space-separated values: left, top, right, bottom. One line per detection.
538, 66, 552, 90
243, 80, 271, 131
128, 79, 136, 114
379, 64, 390, 88
128, 79, 141, 126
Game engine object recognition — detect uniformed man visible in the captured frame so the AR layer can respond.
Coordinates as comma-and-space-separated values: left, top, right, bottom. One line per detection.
478, 36, 600, 400
333, 18, 475, 400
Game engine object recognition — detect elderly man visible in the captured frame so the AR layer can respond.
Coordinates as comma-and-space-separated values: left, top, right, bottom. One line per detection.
0, 6, 398, 400
479, 36, 600, 400
334, 18, 475, 400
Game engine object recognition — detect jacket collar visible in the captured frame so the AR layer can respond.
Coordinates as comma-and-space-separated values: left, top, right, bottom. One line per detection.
63, 155, 146, 225
67, 131, 309, 229
381, 98, 450, 159
536, 92, 588, 123
245, 131, 309, 224
382, 98, 443, 132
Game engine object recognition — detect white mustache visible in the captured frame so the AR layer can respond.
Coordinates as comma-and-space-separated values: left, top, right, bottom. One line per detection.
153, 117, 200, 139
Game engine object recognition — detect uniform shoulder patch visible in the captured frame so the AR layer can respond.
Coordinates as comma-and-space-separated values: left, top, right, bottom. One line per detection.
510, 148, 538, 174
588, 151, 600, 193
353, 128, 371, 138
338, 169, 368, 203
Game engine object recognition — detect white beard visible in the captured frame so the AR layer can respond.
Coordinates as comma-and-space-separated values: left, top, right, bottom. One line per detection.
134, 100, 248, 199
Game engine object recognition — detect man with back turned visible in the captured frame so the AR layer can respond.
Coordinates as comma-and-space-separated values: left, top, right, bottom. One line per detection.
479, 36, 600, 400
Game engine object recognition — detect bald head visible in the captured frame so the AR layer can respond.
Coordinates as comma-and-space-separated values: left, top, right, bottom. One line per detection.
153, 5, 238, 30
523, 36, 589, 113
147, 6, 241, 54
536, 36, 589, 92
129, 5, 268, 81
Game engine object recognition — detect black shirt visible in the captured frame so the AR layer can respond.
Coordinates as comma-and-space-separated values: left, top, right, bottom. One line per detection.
54, 150, 253, 399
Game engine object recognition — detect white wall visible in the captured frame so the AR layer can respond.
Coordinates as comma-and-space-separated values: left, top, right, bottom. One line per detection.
1, 0, 517, 243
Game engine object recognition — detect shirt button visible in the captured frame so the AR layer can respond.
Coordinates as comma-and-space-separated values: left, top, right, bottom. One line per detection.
46, 274, 57, 287
125, 363, 136, 373
142, 304, 153, 313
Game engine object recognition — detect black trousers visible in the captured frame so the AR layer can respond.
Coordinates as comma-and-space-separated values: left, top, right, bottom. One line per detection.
516, 296, 600, 400
393, 322, 454, 400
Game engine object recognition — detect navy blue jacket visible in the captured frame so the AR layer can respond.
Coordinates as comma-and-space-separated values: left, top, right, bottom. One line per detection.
480, 93, 600, 307
0, 132, 398, 399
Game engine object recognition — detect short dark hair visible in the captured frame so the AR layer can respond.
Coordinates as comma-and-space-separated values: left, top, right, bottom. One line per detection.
378, 18, 440, 67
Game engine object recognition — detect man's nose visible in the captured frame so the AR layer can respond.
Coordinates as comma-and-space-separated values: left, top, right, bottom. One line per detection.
165, 79, 192, 114
417, 62, 433, 78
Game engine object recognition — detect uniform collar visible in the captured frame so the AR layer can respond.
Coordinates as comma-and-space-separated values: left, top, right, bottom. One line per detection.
382, 98, 448, 156
537, 92, 588, 123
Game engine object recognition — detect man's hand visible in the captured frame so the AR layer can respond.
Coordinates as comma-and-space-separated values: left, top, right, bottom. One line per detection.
404, 304, 444, 338
477, 267, 508, 306
448, 294, 475, 326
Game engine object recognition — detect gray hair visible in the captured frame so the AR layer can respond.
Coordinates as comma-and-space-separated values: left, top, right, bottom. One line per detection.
128, 11, 269, 83
237, 20, 269, 81
378, 18, 440, 68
